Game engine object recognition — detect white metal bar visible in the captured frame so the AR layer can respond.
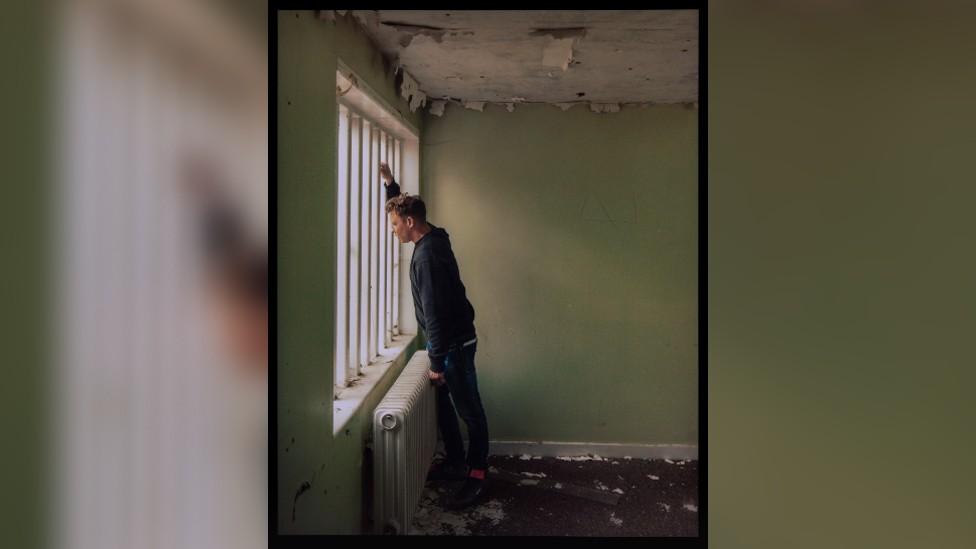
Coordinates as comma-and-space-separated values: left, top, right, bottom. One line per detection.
359, 120, 371, 370
378, 131, 387, 352
334, 105, 350, 388
392, 139, 400, 336
369, 126, 379, 361
385, 135, 393, 346
347, 115, 361, 378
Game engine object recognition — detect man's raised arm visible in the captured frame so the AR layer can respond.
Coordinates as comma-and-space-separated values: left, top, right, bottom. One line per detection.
378, 162, 400, 201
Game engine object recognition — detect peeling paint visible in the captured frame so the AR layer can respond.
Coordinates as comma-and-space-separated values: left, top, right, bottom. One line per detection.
541, 37, 577, 71
590, 103, 621, 114
381, 21, 449, 44
530, 27, 587, 40
503, 103, 515, 113
429, 100, 446, 117
400, 71, 427, 112
554, 102, 577, 111
463, 101, 486, 112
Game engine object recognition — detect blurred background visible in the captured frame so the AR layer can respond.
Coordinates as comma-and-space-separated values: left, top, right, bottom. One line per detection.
2, 0, 266, 548
3, 1, 976, 548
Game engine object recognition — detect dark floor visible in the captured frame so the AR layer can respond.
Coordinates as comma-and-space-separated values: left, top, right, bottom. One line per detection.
409, 454, 698, 536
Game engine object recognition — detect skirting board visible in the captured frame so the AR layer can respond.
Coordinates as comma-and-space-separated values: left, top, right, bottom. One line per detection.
437, 440, 698, 461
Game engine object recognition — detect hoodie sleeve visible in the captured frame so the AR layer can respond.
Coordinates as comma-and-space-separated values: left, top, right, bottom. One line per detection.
384, 179, 401, 202
414, 257, 450, 372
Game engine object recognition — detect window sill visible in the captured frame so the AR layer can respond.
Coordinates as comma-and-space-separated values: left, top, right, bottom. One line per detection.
333, 333, 419, 436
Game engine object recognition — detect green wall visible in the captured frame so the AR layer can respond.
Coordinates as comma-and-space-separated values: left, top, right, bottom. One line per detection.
420, 102, 698, 445
277, 10, 423, 534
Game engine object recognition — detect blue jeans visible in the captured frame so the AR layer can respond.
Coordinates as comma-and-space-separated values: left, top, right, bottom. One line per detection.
428, 341, 490, 471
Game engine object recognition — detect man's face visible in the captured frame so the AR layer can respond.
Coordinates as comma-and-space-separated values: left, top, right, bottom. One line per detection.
389, 211, 412, 243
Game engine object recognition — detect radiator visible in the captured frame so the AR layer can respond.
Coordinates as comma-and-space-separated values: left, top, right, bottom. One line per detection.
372, 350, 438, 534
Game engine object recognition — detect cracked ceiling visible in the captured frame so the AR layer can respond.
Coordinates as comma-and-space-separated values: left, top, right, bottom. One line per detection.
337, 10, 699, 110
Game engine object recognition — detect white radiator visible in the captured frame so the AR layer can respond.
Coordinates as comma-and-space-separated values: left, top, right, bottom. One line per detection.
372, 351, 438, 534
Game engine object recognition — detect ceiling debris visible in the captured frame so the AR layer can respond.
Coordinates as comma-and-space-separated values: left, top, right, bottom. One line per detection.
529, 27, 587, 40
429, 99, 447, 117
340, 11, 698, 108
541, 37, 579, 71
381, 21, 450, 44
399, 70, 427, 112
589, 103, 621, 114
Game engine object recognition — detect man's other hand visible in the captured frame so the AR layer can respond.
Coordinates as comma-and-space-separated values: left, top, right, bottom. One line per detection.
427, 369, 446, 386
379, 162, 393, 184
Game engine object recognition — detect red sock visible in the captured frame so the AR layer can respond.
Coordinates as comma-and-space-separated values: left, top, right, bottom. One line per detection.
469, 468, 486, 480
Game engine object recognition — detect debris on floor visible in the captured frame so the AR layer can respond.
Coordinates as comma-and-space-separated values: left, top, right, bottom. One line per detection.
410, 455, 698, 536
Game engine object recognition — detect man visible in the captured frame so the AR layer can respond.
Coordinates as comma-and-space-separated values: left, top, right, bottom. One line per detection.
379, 162, 489, 510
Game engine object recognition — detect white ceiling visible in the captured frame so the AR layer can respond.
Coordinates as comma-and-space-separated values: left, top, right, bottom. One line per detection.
343, 10, 699, 107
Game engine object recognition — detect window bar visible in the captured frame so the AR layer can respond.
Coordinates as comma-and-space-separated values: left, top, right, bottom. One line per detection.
392, 138, 400, 337
334, 105, 350, 388
385, 133, 393, 346
359, 120, 371, 370
377, 131, 387, 353
368, 125, 379, 361
347, 115, 361, 379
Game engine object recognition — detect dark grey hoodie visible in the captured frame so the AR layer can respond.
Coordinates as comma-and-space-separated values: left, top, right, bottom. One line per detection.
410, 224, 477, 372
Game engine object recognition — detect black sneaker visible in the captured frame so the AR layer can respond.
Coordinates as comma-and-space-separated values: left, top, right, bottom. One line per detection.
426, 459, 468, 482
444, 476, 486, 510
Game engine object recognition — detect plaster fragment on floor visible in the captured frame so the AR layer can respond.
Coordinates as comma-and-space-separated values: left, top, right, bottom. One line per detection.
610, 512, 623, 526
647, 475, 660, 480
683, 503, 698, 512
658, 503, 671, 512
612, 488, 624, 494
518, 454, 532, 460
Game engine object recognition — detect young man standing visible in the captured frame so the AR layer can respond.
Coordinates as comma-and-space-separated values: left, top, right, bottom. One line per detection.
379, 162, 489, 510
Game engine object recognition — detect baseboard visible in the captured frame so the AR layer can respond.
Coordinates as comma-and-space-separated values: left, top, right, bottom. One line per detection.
437, 440, 698, 461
